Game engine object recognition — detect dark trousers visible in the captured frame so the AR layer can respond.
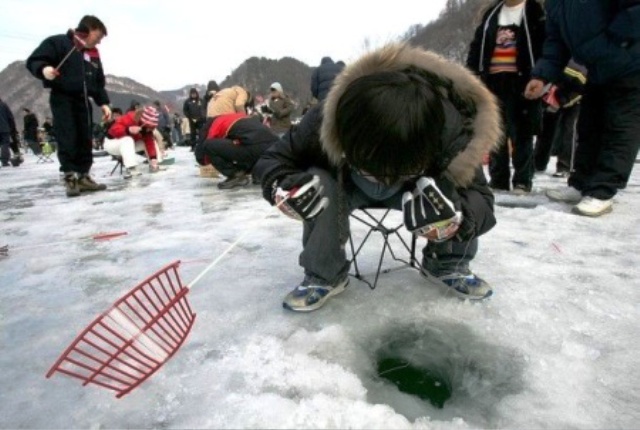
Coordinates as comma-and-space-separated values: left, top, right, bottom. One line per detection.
195, 138, 270, 177
50, 92, 93, 174
160, 127, 172, 149
0, 133, 11, 164
535, 105, 579, 173
486, 74, 537, 191
569, 72, 640, 200
298, 167, 479, 284
188, 119, 201, 150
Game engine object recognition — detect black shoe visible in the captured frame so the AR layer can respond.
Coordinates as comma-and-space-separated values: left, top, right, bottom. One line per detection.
217, 172, 250, 189
1, 162, 9, 167
488, 181, 509, 192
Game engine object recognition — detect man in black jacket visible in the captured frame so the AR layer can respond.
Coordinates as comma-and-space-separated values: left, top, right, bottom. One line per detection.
0, 98, 21, 167
22, 108, 39, 150
26, 15, 111, 197
254, 43, 501, 312
183, 88, 203, 152
525, 0, 640, 217
310, 57, 345, 102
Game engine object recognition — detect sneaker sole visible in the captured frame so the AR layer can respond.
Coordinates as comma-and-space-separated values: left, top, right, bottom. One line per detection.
571, 205, 613, 217
282, 279, 349, 312
420, 270, 492, 301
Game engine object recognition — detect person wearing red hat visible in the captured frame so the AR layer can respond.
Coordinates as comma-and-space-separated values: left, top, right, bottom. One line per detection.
104, 106, 163, 178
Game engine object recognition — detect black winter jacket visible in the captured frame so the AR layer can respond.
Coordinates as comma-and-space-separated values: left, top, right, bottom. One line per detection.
532, 0, 640, 84
23, 113, 39, 141
0, 99, 18, 139
466, 0, 546, 87
26, 30, 109, 106
310, 57, 345, 101
183, 97, 204, 121
255, 44, 502, 241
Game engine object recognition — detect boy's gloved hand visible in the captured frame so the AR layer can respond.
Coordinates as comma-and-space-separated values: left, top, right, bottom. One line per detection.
274, 173, 329, 221
402, 177, 462, 242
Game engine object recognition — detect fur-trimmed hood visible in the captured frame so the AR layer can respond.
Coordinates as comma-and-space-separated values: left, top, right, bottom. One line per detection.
321, 43, 502, 187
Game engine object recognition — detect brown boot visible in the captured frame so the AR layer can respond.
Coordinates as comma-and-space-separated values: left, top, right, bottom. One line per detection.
78, 173, 107, 192
64, 173, 81, 197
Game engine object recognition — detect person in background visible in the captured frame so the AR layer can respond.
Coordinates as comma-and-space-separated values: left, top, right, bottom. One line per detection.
41, 117, 55, 151
154, 100, 172, 149
183, 87, 203, 151
207, 85, 251, 117
203, 80, 220, 118
0, 98, 21, 167
310, 56, 345, 102
25, 15, 111, 197
127, 99, 141, 113
172, 112, 183, 145
22, 108, 39, 153
195, 112, 280, 189
181, 115, 191, 144
525, 0, 640, 217
104, 106, 162, 178
264, 82, 294, 137
254, 43, 500, 312
465, 0, 545, 195
534, 60, 586, 178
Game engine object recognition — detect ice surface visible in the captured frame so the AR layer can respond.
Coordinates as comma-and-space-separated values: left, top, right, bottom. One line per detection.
1, 148, 639, 428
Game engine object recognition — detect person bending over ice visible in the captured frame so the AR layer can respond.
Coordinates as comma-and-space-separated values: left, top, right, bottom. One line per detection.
254, 43, 501, 312
195, 112, 281, 189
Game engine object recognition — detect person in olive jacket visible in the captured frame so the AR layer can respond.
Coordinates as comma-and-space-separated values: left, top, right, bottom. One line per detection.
26, 15, 111, 197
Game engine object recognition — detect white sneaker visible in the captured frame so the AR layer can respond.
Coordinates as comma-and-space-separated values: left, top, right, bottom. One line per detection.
546, 186, 582, 203
572, 196, 613, 217
123, 167, 141, 179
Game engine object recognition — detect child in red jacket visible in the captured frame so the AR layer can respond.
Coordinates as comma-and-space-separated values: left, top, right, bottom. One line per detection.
105, 105, 162, 178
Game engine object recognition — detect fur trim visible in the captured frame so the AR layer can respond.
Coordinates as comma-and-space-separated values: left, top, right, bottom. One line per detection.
321, 43, 502, 187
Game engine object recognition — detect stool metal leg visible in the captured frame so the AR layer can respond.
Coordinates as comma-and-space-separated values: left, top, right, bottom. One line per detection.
348, 208, 419, 289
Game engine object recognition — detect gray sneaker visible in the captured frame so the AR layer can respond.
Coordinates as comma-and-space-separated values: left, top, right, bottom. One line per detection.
421, 269, 492, 300
217, 172, 250, 189
283, 275, 349, 312
545, 186, 581, 203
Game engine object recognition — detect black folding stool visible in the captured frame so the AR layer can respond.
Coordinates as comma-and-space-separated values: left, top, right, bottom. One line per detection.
109, 155, 124, 176
348, 207, 419, 289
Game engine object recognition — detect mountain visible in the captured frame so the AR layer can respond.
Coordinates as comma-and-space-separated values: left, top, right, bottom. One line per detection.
0, 60, 175, 123
159, 56, 313, 114
0, 55, 314, 125
406, 0, 494, 63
